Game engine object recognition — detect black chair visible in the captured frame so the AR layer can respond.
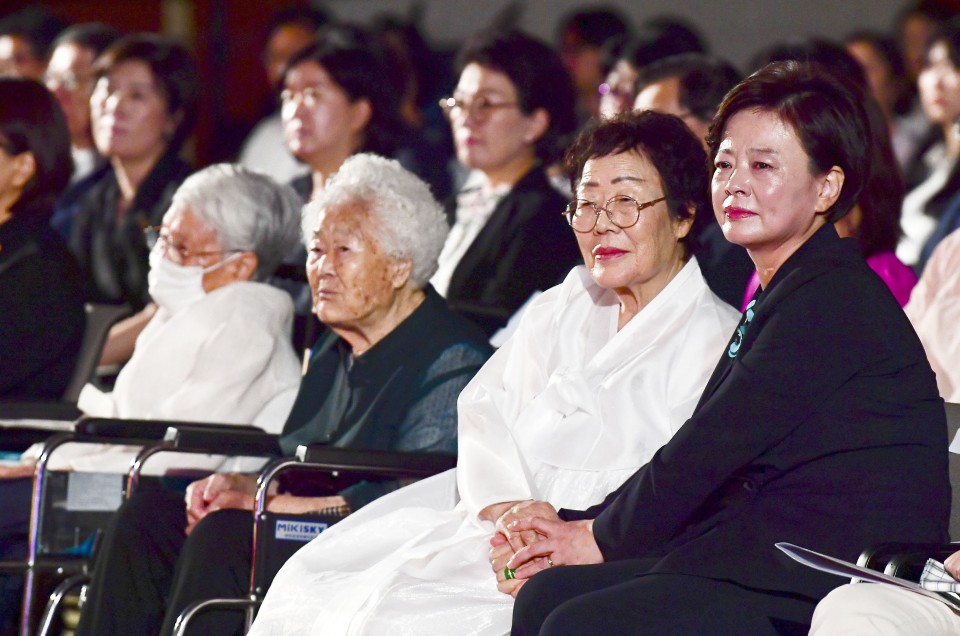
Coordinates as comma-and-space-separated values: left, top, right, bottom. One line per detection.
61, 303, 131, 403
0, 417, 267, 636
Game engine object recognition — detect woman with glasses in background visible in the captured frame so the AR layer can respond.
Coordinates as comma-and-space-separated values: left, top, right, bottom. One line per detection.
430, 29, 582, 336
250, 110, 739, 636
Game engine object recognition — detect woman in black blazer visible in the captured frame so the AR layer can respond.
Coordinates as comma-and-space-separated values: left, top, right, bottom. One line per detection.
499, 62, 951, 635
433, 30, 582, 335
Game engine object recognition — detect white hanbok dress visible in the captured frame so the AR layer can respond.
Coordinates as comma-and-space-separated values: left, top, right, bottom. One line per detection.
251, 260, 740, 636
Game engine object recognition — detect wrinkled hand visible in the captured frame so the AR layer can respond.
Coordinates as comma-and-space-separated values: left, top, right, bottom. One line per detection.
184, 473, 257, 535
495, 500, 559, 553
506, 518, 603, 581
0, 463, 35, 480
945, 549, 960, 580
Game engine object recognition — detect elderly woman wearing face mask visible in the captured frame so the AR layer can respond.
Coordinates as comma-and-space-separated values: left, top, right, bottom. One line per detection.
7, 164, 305, 479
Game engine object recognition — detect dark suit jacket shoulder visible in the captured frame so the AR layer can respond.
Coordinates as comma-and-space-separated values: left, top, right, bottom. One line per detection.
567, 224, 950, 601
444, 168, 581, 334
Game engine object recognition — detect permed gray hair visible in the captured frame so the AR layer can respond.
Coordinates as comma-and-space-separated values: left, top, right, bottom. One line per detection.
170, 164, 302, 281
302, 154, 449, 289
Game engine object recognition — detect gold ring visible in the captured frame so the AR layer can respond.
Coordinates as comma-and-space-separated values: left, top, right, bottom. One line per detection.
548, 558, 555, 568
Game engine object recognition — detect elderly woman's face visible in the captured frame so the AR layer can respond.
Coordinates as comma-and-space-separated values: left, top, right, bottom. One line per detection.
448, 63, 545, 180
918, 41, 960, 126
711, 109, 830, 255
154, 205, 242, 293
574, 151, 691, 294
307, 203, 408, 333
90, 60, 175, 163
281, 60, 368, 166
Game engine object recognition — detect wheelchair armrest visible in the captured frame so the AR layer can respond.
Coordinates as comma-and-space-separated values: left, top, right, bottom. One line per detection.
882, 543, 960, 581
76, 417, 179, 440
163, 425, 281, 456
294, 445, 456, 479
858, 542, 960, 574
0, 400, 82, 421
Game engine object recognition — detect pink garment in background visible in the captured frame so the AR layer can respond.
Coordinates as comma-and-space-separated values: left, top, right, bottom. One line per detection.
739, 251, 917, 312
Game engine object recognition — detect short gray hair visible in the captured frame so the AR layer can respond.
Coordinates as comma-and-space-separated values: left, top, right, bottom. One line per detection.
303, 154, 449, 289
171, 164, 302, 281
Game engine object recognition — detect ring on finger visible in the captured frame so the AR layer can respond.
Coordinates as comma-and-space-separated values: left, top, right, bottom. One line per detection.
504, 567, 516, 580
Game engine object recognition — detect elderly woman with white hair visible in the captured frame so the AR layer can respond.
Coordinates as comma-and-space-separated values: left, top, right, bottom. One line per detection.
75, 153, 493, 636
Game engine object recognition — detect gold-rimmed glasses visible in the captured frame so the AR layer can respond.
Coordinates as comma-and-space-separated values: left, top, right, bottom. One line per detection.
564, 194, 667, 233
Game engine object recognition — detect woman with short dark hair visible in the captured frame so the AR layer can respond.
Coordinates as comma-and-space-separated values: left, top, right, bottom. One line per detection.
432, 29, 581, 336
0, 77, 84, 400
507, 61, 948, 636
68, 33, 198, 313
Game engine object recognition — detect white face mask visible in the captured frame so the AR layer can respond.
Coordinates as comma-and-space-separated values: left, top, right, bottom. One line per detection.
147, 249, 237, 314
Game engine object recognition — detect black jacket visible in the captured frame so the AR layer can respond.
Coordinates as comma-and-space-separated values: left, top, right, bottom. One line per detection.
68, 152, 192, 310
563, 224, 950, 601
0, 211, 85, 399
444, 168, 581, 335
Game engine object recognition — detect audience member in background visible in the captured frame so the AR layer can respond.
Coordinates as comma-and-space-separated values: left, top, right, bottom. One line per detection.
250, 109, 739, 636
75, 154, 492, 636
634, 53, 751, 308
845, 30, 924, 168
598, 18, 706, 119
433, 29, 581, 336
0, 77, 85, 632
0, 78, 84, 401
505, 61, 948, 636
905, 226, 960, 403
372, 13, 454, 201
896, 0, 954, 88
899, 18, 960, 268
45, 22, 122, 238
0, 7, 65, 80
69, 33, 198, 366
238, 5, 327, 184
556, 7, 630, 122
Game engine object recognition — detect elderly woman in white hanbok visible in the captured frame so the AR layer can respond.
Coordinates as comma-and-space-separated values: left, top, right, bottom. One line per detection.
251, 110, 740, 635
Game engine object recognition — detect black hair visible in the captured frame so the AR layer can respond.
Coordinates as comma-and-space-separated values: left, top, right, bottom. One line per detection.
456, 29, 578, 164
93, 34, 200, 153
266, 5, 330, 39
0, 78, 72, 218
749, 37, 868, 92
0, 7, 67, 60
51, 22, 122, 58
637, 53, 741, 123
557, 8, 631, 48
708, 60, 869, 222
284, 25, 403, 157
564, 110, 710, 253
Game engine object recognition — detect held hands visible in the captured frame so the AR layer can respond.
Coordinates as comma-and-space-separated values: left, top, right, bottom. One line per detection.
944, 550, 960, 580
495, 500, 560, 553
504, 518, 603, 585
184, 472, 258, 535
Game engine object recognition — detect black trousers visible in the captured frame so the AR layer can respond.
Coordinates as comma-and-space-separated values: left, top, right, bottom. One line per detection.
75, 489, 253, 636
512, 558, 816, 636
0, 478, 32, 634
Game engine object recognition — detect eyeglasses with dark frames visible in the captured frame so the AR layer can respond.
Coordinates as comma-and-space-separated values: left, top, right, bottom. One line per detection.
563, 195, 667, 233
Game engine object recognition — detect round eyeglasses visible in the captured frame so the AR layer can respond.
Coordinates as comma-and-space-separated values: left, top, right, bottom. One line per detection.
564, 195, 667, 233
143, 225, 243, 265
439, 95, 519, 122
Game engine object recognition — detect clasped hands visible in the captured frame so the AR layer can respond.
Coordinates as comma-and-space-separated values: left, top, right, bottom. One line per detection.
486, 499, 603, 598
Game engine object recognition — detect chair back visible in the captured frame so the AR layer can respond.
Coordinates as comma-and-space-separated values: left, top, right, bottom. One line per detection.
947, 402, 960, 540
61, 303, 130, 403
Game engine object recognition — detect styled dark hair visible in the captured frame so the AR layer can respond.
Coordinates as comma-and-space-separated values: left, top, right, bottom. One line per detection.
749, 38, 868, 93
844, 30, 910, 115
0, 78, 72, 218
557, 8, 630, 48
614, 18, 706, 74
0, 7, 67, 60
856, 95, 906, 257
266, 5, 330, 38
456, 29, 578, 164
563, 110, 710, 252
708, 61, 869, 222
93, 34, 199, 153
284, 25, 403, 157
927, 16, 960, 67
637, 53, 742, 122
51, 22, 122, 58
